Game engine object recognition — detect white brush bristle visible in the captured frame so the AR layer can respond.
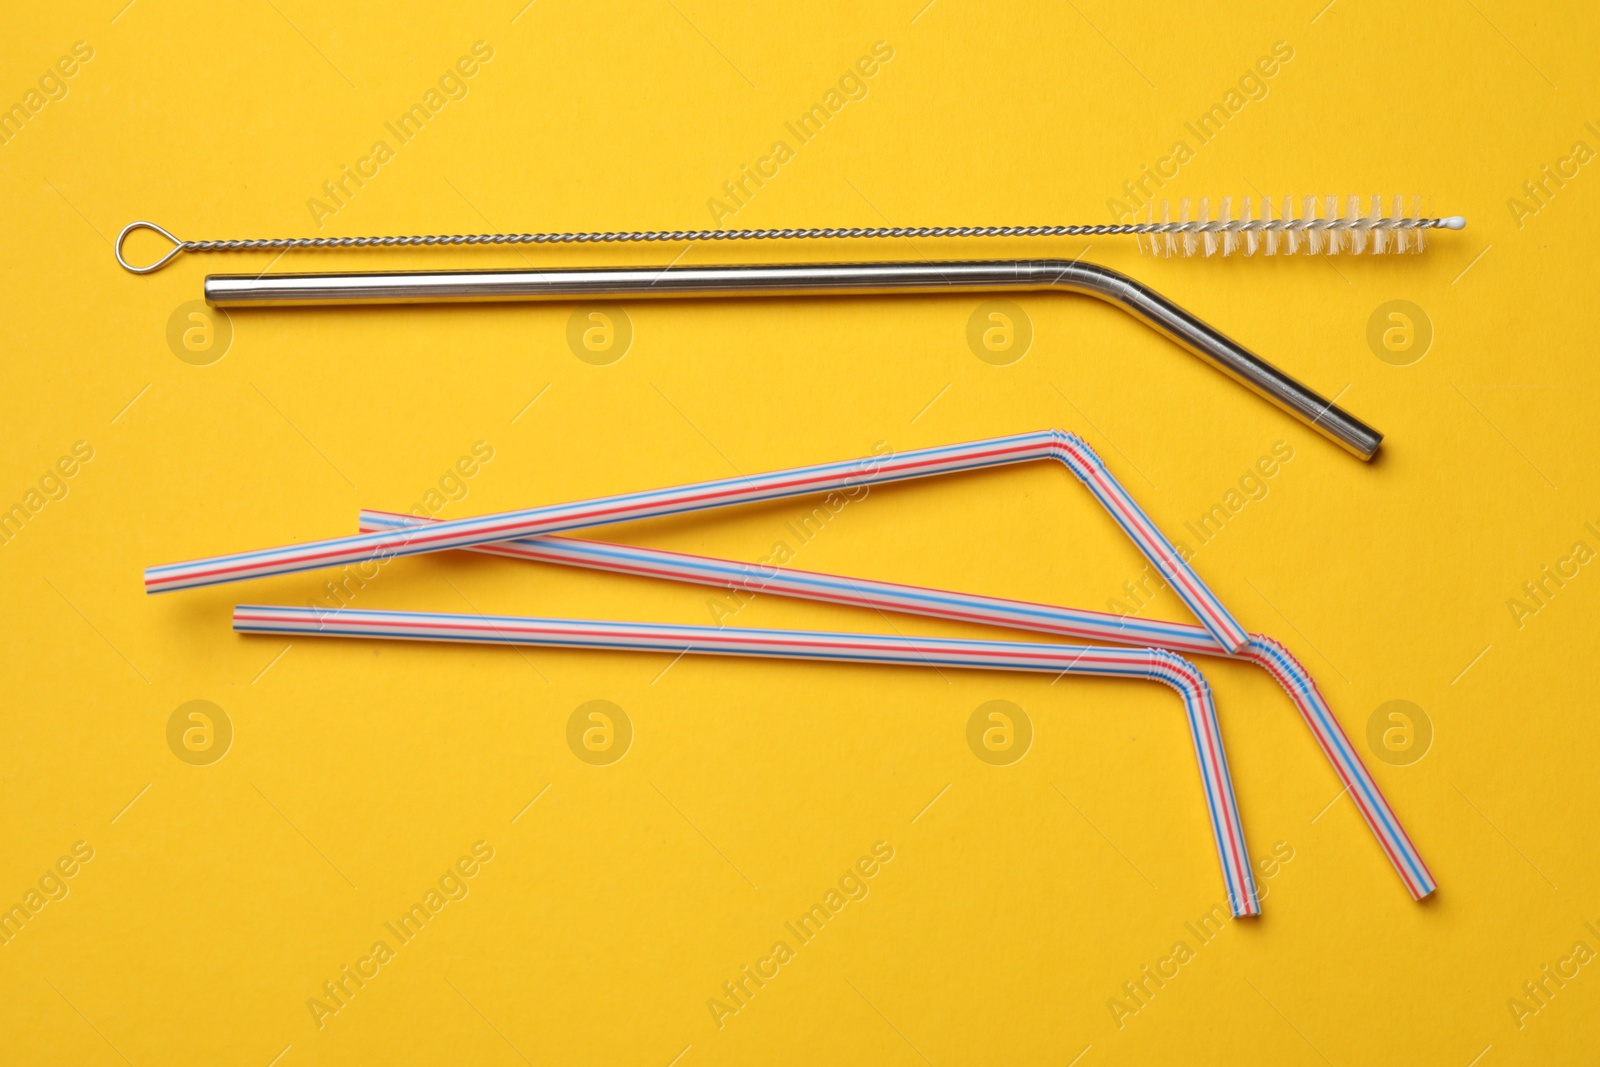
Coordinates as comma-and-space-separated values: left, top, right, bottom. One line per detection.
1139, 195, 1442, 257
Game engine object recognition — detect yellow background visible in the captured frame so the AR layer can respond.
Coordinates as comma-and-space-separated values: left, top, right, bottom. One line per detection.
2, 1, 1597, 1063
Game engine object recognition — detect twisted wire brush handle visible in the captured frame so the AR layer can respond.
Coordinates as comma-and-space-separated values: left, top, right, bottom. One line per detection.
113, 212, 1467, 274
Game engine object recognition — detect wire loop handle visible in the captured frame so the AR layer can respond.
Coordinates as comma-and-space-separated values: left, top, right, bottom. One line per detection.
114, 220, 187, 274
113, 214, 1466, 274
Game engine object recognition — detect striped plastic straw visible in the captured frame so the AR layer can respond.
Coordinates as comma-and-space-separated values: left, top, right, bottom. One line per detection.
232, 603, 1260, 917
147, 430, 1250, 653
360, 510, 1436, 901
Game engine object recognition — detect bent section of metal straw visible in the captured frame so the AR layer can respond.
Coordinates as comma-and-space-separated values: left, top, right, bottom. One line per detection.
359, 508, 1435, 902
231, 603, 1260, 916
202, 259, 1382, 459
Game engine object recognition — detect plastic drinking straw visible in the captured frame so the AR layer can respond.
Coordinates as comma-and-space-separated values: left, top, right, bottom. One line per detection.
231, 603, 1260, 917
147, 430, 1250, 655
360, 509, 1437, 902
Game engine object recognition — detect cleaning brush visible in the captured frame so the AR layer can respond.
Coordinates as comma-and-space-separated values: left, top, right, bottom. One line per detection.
113, 196, 1464, 274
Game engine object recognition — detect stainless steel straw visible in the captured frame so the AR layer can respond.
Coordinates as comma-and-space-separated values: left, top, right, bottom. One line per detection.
202, 258, 1385, 459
